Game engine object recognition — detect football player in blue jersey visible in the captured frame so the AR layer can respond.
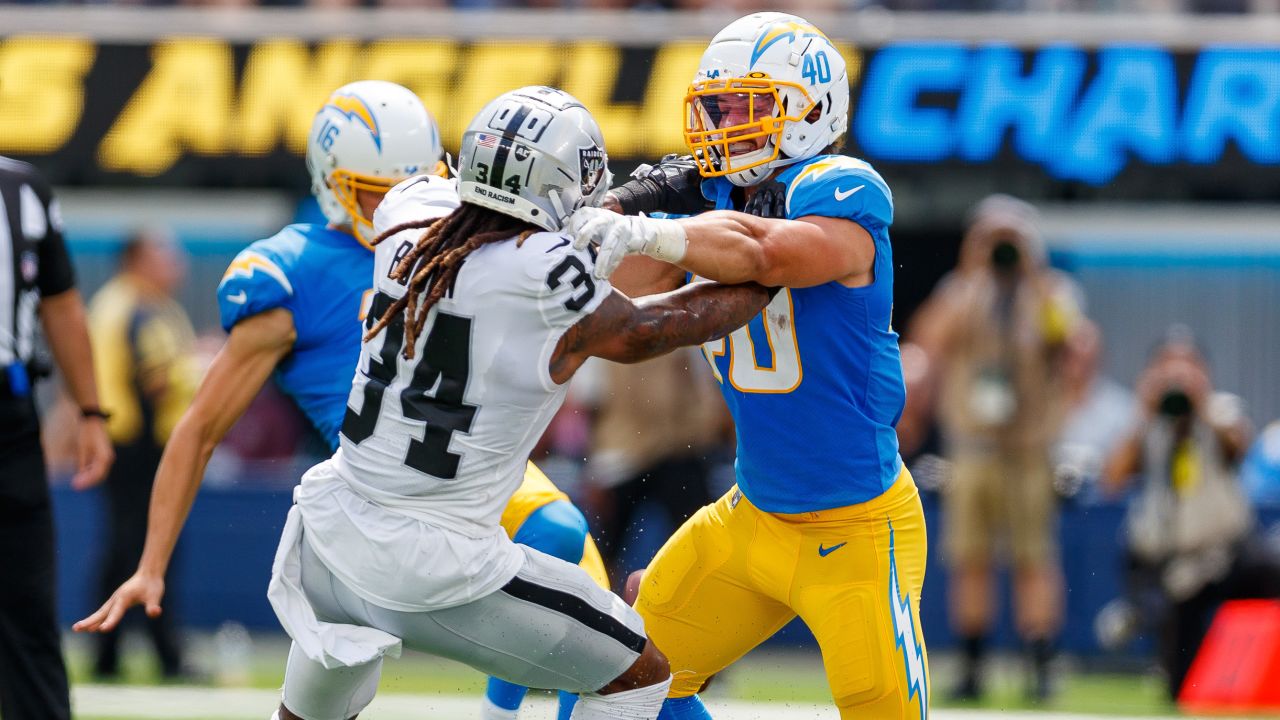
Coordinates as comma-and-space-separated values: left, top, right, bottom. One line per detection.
568, 13, 929, 720
77, 80, 609, 720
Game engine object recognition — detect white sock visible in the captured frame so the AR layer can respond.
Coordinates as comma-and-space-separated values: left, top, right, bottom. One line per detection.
571, 676, 672, 720
481, 697, 520, 720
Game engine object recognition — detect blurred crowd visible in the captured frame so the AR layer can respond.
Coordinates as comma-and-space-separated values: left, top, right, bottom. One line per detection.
2, 0, 1275, 13
896, 196, 1280, 702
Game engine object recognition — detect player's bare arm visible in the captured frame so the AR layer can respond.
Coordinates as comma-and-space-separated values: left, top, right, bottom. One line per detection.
74, 308, 296, 633
570, 207, 876, 290
604, 255, 686, 298
39, 288, 115, 490
549, 282, 773, 385
676, 211, 874, 288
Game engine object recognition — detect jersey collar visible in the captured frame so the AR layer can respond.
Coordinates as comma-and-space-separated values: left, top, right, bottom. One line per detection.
701, 176, 737, 211
701, 156, 827, 213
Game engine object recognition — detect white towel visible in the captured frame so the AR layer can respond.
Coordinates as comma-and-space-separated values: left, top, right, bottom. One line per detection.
267, 504, 403, 669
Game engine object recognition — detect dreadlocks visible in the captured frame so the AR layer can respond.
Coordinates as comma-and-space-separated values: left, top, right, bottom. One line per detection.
364, 202, 539, 359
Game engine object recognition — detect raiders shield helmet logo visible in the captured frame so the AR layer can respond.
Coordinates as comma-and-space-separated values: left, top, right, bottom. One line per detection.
579, 146, 606, 195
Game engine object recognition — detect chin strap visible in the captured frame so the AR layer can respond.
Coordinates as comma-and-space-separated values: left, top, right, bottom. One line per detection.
547, 189, 570, 229
726, 149, 809, 188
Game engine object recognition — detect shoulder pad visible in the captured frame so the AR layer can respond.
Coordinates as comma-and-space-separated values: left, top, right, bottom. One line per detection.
783, 156, 894, 229
217, 242, 296, 332
520, 232, 611, 329
517, 231, 591, 280
374, 175, 460, 238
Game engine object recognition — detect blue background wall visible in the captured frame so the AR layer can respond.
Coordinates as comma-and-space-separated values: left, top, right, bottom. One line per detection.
55, 482, 1276, 655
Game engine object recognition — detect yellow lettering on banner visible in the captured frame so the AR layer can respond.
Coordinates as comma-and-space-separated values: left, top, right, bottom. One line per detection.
641, 42, 706, 158
449, 42, 559, 148
236, 39, 360, 156
0, 36, 95, 154
361, 39, 460, 132
561, 43, 642, 158
79, 37, 861, 176
99, 39, 234, 176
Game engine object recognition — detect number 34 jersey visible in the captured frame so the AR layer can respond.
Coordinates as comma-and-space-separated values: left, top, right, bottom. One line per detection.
300, 175, 611, 611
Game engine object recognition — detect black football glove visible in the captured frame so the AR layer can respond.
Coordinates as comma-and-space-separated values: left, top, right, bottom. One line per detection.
610, 154, 708, 216
741, 179, 787, 219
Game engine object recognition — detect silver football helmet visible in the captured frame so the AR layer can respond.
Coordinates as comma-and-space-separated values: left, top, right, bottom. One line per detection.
457, 86, 612, 232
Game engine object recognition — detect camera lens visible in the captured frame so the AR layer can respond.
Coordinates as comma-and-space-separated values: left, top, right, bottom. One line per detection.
991, 241, 1020, 270
1158, 389, 1192, 417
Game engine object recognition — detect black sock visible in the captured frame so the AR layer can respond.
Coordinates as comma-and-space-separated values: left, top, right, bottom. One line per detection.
949, 634, 986, 697
962, 634, 987, 678
1030, 637, 1053, 671
1028, 638, 1055, 699
963, 634, 986, 662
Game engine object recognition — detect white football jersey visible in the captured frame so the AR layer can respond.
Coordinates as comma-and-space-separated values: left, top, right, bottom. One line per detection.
297, 174, 611, 611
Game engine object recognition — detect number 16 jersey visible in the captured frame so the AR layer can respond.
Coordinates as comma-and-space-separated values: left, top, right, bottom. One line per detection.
299, 175, 610, 611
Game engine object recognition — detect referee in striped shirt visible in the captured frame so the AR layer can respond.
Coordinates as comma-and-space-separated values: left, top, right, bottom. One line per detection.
0, 156, 113, 720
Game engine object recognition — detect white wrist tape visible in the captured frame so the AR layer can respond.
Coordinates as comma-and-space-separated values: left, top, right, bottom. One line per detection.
642, 218, 688, 263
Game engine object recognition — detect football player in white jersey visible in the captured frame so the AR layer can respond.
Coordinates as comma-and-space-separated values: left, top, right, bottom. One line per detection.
73, 79, 613, 720
265, 85, 773, 720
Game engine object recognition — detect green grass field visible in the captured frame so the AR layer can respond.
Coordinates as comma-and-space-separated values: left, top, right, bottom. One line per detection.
65, 632, 1182, 719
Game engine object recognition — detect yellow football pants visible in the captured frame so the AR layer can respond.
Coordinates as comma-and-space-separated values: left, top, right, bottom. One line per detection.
636, 470, 930, 719
501, 461, 609, 590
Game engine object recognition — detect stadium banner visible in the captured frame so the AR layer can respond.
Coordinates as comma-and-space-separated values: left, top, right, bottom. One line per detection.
1, 11, 1278, 194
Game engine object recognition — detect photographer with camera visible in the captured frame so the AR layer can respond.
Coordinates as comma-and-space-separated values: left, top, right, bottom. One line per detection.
1101, 325, 1280, 699
903, 195, 1083, 702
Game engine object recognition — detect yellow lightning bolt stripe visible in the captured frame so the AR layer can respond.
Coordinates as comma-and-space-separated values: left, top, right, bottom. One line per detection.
793, 155, 873, 184
784, 157, 875, 213
757, 20, 829, 48
326, 93, 380, 145
791, 159, 841, 185
785, 159, 842, 214
889, 523, 929, 720
220, 252, 293, 295
751, 20, 830, 66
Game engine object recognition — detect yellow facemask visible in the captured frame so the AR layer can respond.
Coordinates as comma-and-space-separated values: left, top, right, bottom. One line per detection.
328, 160, 451, 249
684, 76, 819, 179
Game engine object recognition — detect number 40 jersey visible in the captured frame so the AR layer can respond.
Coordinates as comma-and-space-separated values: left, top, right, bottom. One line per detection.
331, 175, 610, 552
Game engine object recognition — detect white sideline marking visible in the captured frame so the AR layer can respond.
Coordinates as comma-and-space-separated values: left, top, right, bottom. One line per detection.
72, 684, 1181, 720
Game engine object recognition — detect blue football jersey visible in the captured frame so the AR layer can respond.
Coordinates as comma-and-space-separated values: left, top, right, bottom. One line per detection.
699, 155, 906, 513
217, 224, 372, 449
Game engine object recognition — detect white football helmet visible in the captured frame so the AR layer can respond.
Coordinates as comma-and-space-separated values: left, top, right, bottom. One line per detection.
685, 12, 850, 187
306, 80, 447, 247
457, 86, 611, 232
